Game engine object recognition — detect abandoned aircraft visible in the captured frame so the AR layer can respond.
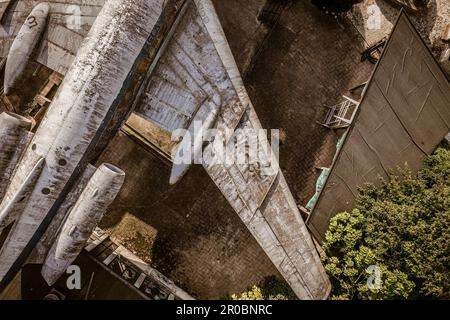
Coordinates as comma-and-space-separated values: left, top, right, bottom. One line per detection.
0, 0, 331, 299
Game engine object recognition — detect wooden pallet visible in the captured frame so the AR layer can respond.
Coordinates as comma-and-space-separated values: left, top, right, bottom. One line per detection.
31, 71, 63, 126
34, 72, 62, 108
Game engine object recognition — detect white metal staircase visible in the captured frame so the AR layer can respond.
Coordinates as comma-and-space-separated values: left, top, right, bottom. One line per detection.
320, 95, 359, 129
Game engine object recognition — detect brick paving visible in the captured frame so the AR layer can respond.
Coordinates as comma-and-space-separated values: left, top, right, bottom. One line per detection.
0, 0, 446, 300
97, 0, 427, 299
243, 0, 373, 205
98, 135, 280, 299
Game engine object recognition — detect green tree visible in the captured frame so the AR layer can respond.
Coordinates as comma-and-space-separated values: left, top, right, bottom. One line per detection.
232, 286, 264, 301
231, 276, 296, 300
322, 148, 450, 300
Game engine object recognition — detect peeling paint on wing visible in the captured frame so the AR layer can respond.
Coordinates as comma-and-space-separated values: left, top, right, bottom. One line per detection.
0, 0, 163, 282
0, 112, 33, 201
41, 163, 125, 286
28, 164, 96, 264
0, 157, 45, 233
135, 0, 239, 135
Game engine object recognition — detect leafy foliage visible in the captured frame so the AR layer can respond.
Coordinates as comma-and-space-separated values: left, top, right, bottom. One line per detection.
231, 286, 263, 301
231, 276, 296, 300
323, 148, 450, 300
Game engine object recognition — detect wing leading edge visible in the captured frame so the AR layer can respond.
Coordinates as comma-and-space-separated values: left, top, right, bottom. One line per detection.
133, 0, 331, 299
0, 0, 331, 299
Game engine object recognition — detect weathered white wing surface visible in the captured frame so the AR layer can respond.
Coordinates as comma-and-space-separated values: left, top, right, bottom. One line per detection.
197, 0, 330, 299
134, 0, 243, 135
134, 0, 331, 299
0, 0, 105, 74
0, 0, 163, 288
0, 0, 330, 299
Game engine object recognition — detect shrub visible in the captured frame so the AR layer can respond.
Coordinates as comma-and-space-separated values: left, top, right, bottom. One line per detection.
231, 276, 296, 300
322, 148, 450, 299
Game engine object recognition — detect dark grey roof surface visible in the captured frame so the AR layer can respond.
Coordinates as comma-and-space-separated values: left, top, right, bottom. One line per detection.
307, 12, 450, 242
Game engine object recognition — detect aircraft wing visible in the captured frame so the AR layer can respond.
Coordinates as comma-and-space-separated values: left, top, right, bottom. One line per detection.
0, 0, 330, 299
132, 0, 331, 299
133, 0, 243, 136
0, 0, 105, 75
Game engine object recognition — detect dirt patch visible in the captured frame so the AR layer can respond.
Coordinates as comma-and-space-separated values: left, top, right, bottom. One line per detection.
107, 212, 157, 264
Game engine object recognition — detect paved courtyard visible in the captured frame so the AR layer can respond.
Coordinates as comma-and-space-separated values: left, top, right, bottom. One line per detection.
0, 0, 448, 301
99, 0, 450, 299
98, 0, 379, 299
